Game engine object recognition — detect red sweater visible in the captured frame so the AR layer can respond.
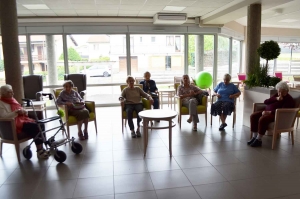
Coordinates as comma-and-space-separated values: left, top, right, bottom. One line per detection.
264, 93, 295, 114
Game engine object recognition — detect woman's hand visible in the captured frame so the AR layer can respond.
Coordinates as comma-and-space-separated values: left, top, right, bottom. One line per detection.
150, 98, 154, 105
229, 95, 234, 99
262, 111, 271, 116
65, 102, 73, 107
190, 90, 195, 96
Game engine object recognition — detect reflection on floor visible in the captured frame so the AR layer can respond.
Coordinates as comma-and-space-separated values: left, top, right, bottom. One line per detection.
1, 101, 300, 199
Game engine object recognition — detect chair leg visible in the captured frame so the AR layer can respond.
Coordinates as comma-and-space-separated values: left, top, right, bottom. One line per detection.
67, 125, 70, 139
122, 119, 124, 133
291, 131, 294, 145
272, 132, 277, 150
210, 114, 212, 126
94, 119, 98, 134
297, 117, 299, 129
205, 113, 207, 126
179, 115, 181, 128
125, 119, 127, 127
232, 112, 236, 129
15, 143, 21, 162
0, 140, 3, 156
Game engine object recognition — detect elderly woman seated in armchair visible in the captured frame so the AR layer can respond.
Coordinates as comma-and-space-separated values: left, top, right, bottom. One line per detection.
211, 74, 241, 131
0, 85, 50, 159
119, 76, 153, 138
248, 81, 295, 147
56, 80, 90, 140
177, 74, 204, 131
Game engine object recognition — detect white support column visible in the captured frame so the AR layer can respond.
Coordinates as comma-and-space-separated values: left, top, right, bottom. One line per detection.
62, 34, 69, 74
184, 34, 189, 75
126, 33, 131, 76
26, 34, 33, 75
213, 34, 218, 88
229, 37, 233, 75
195, 35, 204, 75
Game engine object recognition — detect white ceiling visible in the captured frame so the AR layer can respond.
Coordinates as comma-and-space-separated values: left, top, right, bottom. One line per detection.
15, 0, 300, 29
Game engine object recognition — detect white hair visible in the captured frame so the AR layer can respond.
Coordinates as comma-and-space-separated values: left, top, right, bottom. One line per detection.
223, 73, 231, 80
0, 84, 12, 96
275, 81, 289, 92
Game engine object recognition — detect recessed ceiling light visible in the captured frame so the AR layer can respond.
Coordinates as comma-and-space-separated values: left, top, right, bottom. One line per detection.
279, 19, 298, 23
163, 6, 186, 12
23, 4, 50, 10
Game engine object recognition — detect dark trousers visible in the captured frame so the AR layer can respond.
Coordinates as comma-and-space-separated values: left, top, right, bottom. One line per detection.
125, 104, 144, 131
153, 97, 159, 109
20, 122, 45, 145
250, 111, 275, 135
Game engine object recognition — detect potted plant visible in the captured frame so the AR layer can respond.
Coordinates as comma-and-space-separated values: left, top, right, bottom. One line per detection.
244, 40, 281, 88
243, 40, 282, 127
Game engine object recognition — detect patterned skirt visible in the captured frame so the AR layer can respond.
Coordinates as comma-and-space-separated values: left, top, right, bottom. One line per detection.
68, 108, 90, 121
211, 101, 235, 116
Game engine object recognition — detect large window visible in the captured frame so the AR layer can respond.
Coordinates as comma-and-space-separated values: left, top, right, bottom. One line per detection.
217, 36, 230, 83
232, 39, 241, 79
30, 35, 64, 86
277, 43, 300, 75
131, 34, 185, 84
67, 34, 127, 84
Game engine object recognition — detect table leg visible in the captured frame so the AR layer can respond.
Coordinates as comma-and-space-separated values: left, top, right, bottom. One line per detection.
143, 118, 148, 156
169, 119, 172, 157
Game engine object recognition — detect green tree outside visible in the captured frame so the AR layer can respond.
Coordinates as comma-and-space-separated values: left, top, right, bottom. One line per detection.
59, 47, 82, 61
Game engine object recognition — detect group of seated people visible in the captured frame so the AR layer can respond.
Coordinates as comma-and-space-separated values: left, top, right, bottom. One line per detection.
0, 72, 296, 160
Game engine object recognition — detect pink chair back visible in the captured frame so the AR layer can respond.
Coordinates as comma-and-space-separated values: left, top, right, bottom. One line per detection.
275, 71, 282, 80
237, 73, 246, 81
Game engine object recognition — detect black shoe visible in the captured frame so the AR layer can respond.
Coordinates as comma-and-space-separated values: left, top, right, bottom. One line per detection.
219, 123, 227, 131
250, 139, 262, 147
136, 130, 141, 138
247, 137, 256, 145
156, 120, 160, 123
131, 131, 136, 138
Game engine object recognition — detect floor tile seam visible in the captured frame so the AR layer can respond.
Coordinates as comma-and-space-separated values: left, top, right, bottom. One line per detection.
0, 167, 18, 186
112, 149, 116, 195
154, 185, 202, 199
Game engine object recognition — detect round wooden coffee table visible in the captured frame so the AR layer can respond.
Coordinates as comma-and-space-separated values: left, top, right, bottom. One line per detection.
139, 109, 177, 157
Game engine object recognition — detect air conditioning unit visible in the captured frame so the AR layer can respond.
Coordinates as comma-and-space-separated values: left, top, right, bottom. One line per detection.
153, 13, 187, 25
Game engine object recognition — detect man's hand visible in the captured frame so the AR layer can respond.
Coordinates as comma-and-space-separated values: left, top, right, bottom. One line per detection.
229, 95, 234, 99
179, 95, 184, 99
216, 94, 221, 98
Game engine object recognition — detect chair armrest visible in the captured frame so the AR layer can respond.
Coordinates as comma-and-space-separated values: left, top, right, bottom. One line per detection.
175, 95, 182, 110
0, 117, 17, 141
36, 91, 43, 101
80, 90, 87, 99
142, 98, 151, 109
253, 103, 266, 112
85, 101, 95, 113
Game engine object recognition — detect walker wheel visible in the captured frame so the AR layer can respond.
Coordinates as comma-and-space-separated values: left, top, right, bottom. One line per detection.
71, 142, 83, 154
54, 150, 67, 163
23, 147, 32, 160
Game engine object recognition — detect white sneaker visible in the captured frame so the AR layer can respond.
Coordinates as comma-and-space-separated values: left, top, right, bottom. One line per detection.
37, 150, 49, 159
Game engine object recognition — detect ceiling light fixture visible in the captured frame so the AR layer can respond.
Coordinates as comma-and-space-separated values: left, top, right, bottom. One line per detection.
23, 4, 50, 10
163, 6, 186, 12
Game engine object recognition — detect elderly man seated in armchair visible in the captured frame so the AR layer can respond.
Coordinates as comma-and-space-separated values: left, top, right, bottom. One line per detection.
248, 81, 295, 147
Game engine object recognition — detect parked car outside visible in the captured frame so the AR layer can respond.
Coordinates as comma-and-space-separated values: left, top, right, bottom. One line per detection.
80, 65, 111, 77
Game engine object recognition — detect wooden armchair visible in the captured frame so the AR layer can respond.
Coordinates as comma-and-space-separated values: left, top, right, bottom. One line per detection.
0, 117, 31, 162
53, 88, 97, 138
120, 84, 152, 132
175, 83, 208, 128
252, 103, 299, 149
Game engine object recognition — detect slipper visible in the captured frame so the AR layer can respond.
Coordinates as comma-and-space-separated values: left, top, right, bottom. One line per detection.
187, 118, 192, 123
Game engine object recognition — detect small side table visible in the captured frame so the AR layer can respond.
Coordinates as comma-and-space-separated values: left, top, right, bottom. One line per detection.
139, 109, 177, 157
23, 101, 47, 119
159, 88, 176, 110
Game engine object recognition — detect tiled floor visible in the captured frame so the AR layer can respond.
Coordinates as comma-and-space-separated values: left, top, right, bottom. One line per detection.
1, 101, 300, 199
